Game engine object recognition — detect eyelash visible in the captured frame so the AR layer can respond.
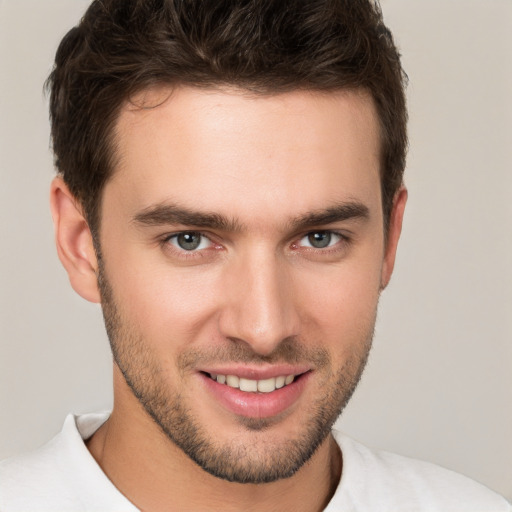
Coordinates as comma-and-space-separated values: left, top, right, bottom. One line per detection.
160, 232, 219, 259
162, 229, 350, 248
293, 231, 348, 251
160, 230, 351, 259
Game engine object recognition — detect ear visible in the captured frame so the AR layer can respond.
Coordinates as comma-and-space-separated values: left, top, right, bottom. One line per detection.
381, 186, 408, 289
50, 177, 101, 303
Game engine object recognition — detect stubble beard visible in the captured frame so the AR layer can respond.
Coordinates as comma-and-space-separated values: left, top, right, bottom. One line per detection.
97, 262, 374, 484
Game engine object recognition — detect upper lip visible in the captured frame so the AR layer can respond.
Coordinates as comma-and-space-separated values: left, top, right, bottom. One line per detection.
198, 364, 311, 380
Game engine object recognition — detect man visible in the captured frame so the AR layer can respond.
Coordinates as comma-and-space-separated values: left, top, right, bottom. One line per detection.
0, 0, 510, 510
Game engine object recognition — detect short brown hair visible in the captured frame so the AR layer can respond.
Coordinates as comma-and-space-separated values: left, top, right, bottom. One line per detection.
46, 0, 407, 234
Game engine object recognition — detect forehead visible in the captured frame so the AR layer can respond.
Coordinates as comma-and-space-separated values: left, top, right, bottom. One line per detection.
107, 86, 382, 227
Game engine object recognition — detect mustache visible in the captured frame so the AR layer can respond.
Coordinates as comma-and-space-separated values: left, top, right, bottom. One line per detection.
177, 336, 330, 371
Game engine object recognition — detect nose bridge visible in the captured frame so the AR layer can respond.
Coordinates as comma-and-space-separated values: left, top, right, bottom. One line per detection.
219, 245, 299, 355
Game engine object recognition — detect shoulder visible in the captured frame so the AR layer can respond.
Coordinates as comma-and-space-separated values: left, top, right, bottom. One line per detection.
0, 413, 137, 512
328, 430, 512, 512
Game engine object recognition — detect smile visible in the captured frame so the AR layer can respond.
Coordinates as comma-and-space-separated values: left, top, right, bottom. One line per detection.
201, 369, 311, 418
208, 373, 297, 393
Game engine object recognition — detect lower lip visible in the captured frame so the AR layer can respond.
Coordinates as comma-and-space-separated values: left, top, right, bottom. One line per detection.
201, 373, 310, 419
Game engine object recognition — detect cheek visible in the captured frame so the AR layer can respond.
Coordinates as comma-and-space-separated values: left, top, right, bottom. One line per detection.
295, 258, 382, 349
106, 255, 224, 348
304, 275, 379, 325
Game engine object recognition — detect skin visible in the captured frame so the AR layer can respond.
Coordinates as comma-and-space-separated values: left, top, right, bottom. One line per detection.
50, 86, 407, 511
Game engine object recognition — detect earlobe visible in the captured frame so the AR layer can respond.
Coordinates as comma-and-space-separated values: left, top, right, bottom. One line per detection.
381, 186, 408, 289
50, 177, 101, 303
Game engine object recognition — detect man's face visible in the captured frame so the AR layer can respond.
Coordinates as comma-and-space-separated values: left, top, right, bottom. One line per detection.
97, 87, 394, 483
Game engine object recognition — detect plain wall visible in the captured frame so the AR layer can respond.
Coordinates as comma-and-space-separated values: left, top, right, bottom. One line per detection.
1, 0, 511, 501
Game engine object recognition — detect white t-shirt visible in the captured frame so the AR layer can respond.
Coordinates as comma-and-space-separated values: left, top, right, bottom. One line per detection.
0, 413, 510, 511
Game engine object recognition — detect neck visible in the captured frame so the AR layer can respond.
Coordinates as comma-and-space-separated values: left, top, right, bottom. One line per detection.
87, 388, 342, 511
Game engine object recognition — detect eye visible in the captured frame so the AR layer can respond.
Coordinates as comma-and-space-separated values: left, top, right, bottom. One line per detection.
168, 231, 212, 251
299, 231, 342, 249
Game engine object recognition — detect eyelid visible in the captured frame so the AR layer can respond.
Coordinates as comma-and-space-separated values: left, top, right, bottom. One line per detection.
299, 231, 341, 248
162, 229, 212, 241
161, 230, 220, 253
298, 228, 348, 241
171, 232, 212, 251
159, 228, 350, 257
291, 229, 352, 254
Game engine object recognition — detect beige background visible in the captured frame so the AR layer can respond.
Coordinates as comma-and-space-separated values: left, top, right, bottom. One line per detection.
1, 0, 511, 501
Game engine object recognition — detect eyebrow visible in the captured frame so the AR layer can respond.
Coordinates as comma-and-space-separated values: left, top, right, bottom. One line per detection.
132, 201, 369, 232
133, 203, 242, 232
289, 202, 370, 231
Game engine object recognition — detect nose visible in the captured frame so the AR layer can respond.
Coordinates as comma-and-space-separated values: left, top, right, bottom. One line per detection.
218, 248, 300, 356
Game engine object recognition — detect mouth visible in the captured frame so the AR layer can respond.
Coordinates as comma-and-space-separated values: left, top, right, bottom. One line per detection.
205, 372, 300, 393
200, 369, 311, 418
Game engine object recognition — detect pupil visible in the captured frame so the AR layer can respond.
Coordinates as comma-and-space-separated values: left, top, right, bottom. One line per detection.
308, 232, 331, 248
177, 232, 201, 250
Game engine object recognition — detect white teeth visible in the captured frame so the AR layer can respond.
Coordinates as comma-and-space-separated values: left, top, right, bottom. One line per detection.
226, 375, 239, 388
275, 376, 286, 389
239, 378, 258, 392
257, 377, 276, 393
210, 373, 299, 393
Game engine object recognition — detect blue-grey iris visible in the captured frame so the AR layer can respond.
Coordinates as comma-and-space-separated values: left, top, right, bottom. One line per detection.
308, 232, 331, 248
177, 232, 202, 250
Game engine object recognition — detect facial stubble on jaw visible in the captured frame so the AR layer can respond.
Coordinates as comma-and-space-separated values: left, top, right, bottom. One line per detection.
96, 260, 374, 484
